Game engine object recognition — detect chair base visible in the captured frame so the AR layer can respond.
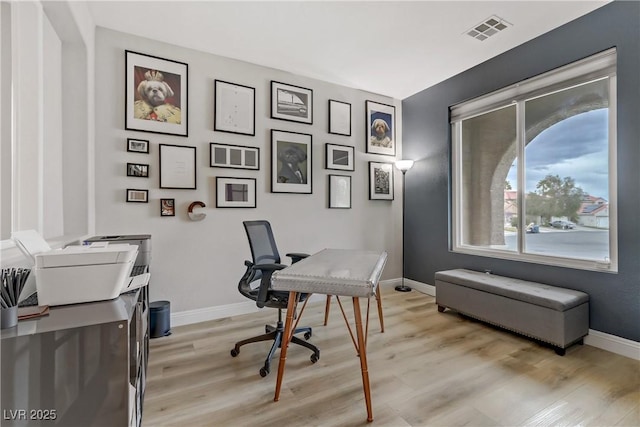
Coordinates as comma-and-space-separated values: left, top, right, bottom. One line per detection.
231, 319, 320, 377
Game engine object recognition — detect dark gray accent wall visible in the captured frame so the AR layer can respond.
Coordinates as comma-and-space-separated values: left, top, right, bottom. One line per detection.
402, 1, 639, 342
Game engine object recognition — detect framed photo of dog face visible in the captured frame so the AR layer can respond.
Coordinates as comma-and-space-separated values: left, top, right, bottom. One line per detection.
216, 177, 257, 208
271, 81, 313, 125
328, 175, 351, 209
369, 161, 394, 200
325, 143, 354, 171
214, 80, 255, 136
366, 100, 395, 156
125, 50, 188, 137
271, 129, 312, 194
159, 144, 197, 189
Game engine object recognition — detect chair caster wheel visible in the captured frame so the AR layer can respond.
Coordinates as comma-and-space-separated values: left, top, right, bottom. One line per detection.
230, 348, 239, 357
304, 331, 312, 340
259, 367, 269, 377
310, 353, 319, 363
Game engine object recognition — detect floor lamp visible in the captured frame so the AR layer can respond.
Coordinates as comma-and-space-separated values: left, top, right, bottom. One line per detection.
395, 159, 414, 292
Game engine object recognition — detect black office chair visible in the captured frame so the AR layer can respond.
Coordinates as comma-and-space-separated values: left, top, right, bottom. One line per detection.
230, 220, 320, 377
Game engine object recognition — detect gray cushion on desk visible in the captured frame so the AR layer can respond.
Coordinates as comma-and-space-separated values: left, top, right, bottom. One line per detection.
434, 269, 588, 311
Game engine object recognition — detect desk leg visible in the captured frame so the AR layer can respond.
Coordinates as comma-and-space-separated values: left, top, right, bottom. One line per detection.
274, 291, 298, 402
375, 286, 384, 333
353, 297, 373, 422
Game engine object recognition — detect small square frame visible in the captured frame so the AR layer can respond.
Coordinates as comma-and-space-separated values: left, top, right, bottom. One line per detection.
271, 81, 313, 124
328, 100, 351, 136
210, 143, 259, 170
369, 161, 394, 200
126, 189, 148, 203
159, 144, 197, 189
127, 163, 149, 178
214, 80, 256, 136
325, 143, 355, 171
366, 100, 396, 156
216, 177, 256, 208
127, 138, 149, 153
271, 130, 312, 194
160, 198, 175, 216
328, 175, 352, 209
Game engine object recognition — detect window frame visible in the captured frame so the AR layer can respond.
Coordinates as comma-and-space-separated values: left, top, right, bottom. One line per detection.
451, 48, 618, 272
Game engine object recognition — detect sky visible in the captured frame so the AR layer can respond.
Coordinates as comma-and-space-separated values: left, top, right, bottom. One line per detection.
507, 109, 609, 200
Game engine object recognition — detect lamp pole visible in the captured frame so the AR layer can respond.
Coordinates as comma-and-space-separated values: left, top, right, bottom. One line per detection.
395, 160, 414, 292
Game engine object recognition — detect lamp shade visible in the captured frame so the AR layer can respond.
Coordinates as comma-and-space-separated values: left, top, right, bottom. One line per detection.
395, 159, 414, 172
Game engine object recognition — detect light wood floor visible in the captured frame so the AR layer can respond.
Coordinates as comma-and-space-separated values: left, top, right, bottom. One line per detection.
143, 285, 639, 426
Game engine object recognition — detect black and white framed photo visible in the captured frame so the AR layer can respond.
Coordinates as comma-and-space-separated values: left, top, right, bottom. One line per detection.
126, 189, 148, 203
210, 143, 259, 170
127, 138, 149, 153
160, 198, 175, 216
271, 129, 312, 194
366, 100, 396, 156
369, 161, 394, 200
216, 177, 256, 208
325, 143, 355, 171
328, 99, 351, 136
328, 175, 352, 209
159, 144, 196, 189
125, 50, 188, 137
127, 162, 149, 178
214, 80, 255, 136
271, 81, 313, 124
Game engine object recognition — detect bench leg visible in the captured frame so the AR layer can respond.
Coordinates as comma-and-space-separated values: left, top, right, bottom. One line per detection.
437, 305, 446, 313
555, 347, 566, 356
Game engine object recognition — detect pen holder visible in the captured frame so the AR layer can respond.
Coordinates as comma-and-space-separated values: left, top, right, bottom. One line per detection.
1, 305, 18, 329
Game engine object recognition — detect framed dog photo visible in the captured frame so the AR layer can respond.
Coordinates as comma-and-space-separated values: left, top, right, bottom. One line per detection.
127, 163, 149, 178
369, 161, 394, 200
126, 189, 148, 203
160, 198, 175, 216
328, 175, 352, 209
127, 138, 149, 154
214, 80, 255, 136
366, 100, 396, 156
271, 81, 313, 125
328, 100, 351, 136
271, 129, 312, 194
216, 177, 257, 208
125, 50, 188, 137
210, 143, 259, 170
159, 144, 197, 189
325, 143, 354, 171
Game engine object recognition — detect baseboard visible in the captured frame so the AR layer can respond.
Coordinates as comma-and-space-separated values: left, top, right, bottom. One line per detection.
170, 277, 639, 361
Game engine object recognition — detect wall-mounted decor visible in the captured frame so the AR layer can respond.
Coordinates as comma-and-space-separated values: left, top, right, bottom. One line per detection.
125, 50, 188, 137
127, 163, 149, 178
366, 100, 396, 156
271, 81, 313, 124
325, 143, 355, 171
127, 138, 149, 153
369, 161, 394, 200
328, 99, 351, 136
328, 175, 352, 209
126, 189, 148, 203
210, 142, 259, 170
214, 80, 255, 136
160, 198, 175, 216
216, 177, 256, 208
188, 201, 206, 221
271, 130, 312, 194
159, 144, 196, 189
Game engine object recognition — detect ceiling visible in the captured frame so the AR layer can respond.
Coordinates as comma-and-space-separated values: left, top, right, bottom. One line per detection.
86, 1, 610, 100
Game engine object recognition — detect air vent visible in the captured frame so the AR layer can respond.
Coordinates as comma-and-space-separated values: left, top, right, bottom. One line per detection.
466, 15, 511, 41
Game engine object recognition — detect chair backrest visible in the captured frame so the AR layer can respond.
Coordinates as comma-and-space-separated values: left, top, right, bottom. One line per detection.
243, 220, 281, 266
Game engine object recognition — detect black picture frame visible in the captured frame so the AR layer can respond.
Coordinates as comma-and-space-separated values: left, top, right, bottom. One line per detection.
325, 143, 355, 171
271, 129, 312, 194
210, 142, 260, 170
328, 175, 352, 209
214, 79, 256, 136
215, 177, 257, 208
328, 99, 351, 136
368, 161, 394, 200
126, 189, 148, 203
127, 138, 149, 153
125, 50, 188, 137
271, 81, 313, 124
366, 100, 396, 156
127, 163, 149, 178
160, 198, 175, 216
159, 144, 197, 189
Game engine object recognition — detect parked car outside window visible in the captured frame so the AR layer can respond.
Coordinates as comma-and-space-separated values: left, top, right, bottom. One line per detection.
526, 223, 540, 233
550, 220, 576, 230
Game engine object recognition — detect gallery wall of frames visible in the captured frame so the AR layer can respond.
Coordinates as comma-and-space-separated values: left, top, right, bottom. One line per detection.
122, 50, 399, 217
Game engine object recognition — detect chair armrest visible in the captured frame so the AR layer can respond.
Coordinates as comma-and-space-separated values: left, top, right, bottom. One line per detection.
252, 263, 287, 308
286, 252, 310, 264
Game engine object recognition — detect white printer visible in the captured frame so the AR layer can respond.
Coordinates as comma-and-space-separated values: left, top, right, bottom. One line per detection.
34, 243, 139, 306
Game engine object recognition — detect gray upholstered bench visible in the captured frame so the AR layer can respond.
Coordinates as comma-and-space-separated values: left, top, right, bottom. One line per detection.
434, 269, 589, 355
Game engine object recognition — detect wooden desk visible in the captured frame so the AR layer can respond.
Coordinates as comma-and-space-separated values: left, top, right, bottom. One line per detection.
271, 248, 388, 422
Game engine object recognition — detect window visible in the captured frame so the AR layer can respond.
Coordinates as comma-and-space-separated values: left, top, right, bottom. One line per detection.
451, 49, 617, 272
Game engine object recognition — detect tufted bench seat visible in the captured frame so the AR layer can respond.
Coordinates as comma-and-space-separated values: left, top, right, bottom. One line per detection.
434, 269, 589, 355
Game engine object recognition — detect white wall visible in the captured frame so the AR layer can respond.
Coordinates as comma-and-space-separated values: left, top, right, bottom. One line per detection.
94, 28, 404, 314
